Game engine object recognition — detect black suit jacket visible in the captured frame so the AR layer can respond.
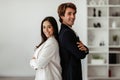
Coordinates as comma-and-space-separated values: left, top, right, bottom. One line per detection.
59, 24, 89, 80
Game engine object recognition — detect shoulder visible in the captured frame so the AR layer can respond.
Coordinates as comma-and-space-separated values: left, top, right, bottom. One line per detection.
60, 24, 74, 35
59, 28, 74, 38
45, 36, 58, 47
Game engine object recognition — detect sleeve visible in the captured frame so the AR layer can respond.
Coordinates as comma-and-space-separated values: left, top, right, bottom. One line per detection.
30, 59, 38, 70
84, 45, 89, 54
62, 30, 89, 59
35, 43, 56, 69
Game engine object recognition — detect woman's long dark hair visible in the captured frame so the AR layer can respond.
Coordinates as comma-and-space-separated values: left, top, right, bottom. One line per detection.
36, 16, 59, 48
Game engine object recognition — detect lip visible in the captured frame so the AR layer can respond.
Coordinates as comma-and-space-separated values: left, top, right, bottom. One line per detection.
70, 19, 75, 22
45, 33, 50, 35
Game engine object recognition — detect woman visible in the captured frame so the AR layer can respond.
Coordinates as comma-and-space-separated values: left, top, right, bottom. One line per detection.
30, 16, 62, 80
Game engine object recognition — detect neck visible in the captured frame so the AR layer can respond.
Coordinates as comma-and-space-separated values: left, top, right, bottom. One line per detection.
62, 23, 72, 28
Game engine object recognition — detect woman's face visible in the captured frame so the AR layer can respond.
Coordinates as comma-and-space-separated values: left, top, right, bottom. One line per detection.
43, 21, 54, 38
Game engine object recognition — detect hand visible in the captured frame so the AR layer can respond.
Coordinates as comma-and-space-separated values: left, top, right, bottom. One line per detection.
35, 68, 38, 70
30, 59, 37, 69
76, 41, 87, 51
32, 57, 36, 59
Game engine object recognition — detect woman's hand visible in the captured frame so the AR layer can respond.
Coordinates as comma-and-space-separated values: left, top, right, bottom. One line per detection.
32, 57, 36, 59
30, 58, 38, 70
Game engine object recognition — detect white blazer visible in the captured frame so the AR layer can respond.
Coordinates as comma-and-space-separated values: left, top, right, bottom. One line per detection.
30, 36, 62, 80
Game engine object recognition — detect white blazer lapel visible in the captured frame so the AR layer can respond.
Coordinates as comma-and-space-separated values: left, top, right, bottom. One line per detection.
33, 43, 45, 59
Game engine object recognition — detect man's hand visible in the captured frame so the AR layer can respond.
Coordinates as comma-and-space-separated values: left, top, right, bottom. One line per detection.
77, 41, 87, 51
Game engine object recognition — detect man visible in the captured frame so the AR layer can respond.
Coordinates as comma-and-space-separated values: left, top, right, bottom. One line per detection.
57, 2, 89, 80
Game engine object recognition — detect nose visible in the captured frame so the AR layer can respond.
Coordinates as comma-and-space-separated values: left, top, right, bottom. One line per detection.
44, 27, 48, 32
71, 14, 75, 19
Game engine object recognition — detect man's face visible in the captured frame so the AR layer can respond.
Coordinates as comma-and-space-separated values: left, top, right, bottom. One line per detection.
61, 7, 76, 27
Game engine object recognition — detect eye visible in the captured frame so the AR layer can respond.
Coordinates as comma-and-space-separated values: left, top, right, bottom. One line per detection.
43, 26, 46, 29
68, 12, 71, 15
48, 25, 52, 28
73, 12, 76, 15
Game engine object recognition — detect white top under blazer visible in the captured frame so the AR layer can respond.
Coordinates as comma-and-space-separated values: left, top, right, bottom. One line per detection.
30, 36, 62, 80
